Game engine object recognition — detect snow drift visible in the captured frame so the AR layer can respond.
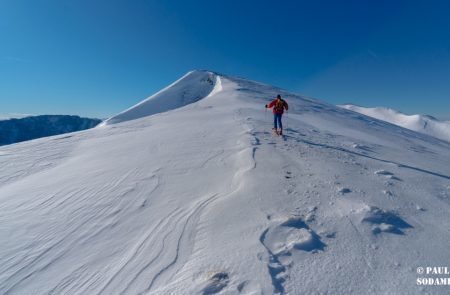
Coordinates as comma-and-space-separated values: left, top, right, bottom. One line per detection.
339, 104, 450, 143
1, 70, 450, 294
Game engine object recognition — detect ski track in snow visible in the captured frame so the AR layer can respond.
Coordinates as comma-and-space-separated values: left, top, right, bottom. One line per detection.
1, 71, 450, 294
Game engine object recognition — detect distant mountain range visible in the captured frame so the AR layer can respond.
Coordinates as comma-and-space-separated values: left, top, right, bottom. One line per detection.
339, 104, 450, 142
0, 113, 32, 120
0, 115, 101, 146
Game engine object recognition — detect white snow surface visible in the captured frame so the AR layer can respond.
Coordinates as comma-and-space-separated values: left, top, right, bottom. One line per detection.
339, 104, 450, 143
1, 71, 450, 294
101, 71, 217, 125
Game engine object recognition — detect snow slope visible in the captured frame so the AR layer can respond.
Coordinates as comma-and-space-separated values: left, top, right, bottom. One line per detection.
1, 71, 450, 294
101, 70, 217, 125
339, 104, 450, 143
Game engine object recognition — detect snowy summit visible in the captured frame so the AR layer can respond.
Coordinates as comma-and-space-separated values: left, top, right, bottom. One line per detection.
1, 70, 450, 294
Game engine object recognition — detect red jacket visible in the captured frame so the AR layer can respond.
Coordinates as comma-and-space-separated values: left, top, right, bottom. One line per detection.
267, 98, 288, 114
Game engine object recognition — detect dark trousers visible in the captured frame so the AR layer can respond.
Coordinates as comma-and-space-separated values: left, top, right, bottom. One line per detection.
273, 113, 283, 129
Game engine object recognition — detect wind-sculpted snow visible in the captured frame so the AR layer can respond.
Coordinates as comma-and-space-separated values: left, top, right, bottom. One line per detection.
1, 71, 450, 294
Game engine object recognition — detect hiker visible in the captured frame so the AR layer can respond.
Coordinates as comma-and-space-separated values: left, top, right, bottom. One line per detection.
265, 94, 289, 135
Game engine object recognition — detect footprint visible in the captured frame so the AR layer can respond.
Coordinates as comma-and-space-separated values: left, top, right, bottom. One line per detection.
375, 170, 401, 181
279, 217, 325, 251
361, 206, 412, 235
323, 231, 336, 239
374, 170, 394, 176
337, 187, 351, 195
259, 216, 325, 294
387, 175, 402, 181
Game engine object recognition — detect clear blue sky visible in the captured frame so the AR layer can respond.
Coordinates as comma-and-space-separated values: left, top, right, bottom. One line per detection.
1, 0, 450, 119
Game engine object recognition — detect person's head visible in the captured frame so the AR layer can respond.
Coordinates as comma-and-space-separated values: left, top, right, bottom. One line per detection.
277, 94, 281, 100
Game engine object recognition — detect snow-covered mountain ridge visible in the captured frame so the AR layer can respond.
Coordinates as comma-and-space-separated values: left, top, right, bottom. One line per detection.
339, 104, 450, 143
1, 70, 449, 294
101, 70, 217, 126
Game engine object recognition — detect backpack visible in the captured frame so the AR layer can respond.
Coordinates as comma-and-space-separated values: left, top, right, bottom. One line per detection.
274, 99, 285, 112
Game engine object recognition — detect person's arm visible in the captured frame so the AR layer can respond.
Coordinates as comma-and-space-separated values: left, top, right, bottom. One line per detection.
267, 100, 276, 108
284, 101, 289, 111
